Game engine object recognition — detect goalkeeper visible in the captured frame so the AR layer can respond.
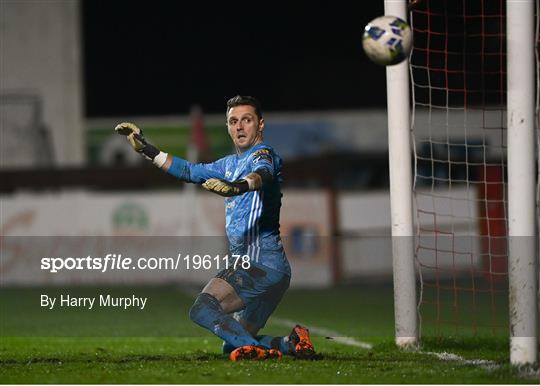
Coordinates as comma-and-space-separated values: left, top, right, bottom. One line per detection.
115, 95, 314, 361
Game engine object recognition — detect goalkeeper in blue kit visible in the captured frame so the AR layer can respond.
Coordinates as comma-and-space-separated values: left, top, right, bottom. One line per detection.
115, 95, 314, 361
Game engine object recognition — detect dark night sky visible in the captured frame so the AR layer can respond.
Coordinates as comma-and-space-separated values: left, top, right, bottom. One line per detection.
82, 1, 386, 117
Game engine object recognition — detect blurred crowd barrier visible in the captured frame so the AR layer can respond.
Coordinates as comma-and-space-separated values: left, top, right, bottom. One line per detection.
1, 188, 479, 287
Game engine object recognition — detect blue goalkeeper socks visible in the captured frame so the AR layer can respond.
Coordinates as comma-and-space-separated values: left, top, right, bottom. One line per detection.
222, 335, 294, 355
189, 293, 295, 355
256, 335, 294, 355
222, 341, 235, 354
189, 293, 259, 349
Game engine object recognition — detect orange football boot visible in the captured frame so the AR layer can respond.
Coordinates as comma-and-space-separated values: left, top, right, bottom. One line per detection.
230, 345, 283, 361
290, 325, 315, 358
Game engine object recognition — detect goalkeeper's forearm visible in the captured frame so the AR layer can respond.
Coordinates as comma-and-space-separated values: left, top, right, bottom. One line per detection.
137, 149, 209, 186
133, 143, 191, 181
147, 150, 192, 182
140, 147, 272, 189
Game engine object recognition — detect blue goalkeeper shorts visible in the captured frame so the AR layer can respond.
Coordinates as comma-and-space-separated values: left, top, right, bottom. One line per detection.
215, 262, 290, 330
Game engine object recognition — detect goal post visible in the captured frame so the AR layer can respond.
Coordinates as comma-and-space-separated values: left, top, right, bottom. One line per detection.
506, 0, 538, 366
385, 0, 419, 348
388, 0, 538, 366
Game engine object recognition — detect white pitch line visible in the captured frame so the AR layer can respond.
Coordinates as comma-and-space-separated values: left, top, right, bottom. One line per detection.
422, 351, 538, 380
181, 288, 523, 376
421, 351, 500, 372
272, 317, 507, 374
270, 317, 373, 349
517, 366, 540, 380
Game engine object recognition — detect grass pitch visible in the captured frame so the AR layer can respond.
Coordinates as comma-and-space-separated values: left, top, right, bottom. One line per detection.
1, 286, 537, 383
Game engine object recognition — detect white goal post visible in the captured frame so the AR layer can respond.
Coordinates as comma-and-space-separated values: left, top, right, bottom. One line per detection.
506, 0, 537, 366
384, 0, 418, 348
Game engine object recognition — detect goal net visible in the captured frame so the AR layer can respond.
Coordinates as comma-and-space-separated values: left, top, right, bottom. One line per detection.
0, 93, 53, 168
409, 0, 528, 337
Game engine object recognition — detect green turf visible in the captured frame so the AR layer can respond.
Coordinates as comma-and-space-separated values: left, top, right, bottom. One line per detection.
1, 286, 537, 383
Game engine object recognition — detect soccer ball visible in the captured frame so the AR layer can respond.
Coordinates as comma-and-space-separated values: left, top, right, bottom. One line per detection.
362, 15, 412, 66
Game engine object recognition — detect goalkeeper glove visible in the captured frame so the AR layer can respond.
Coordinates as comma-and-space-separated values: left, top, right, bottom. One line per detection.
114, 122, 160, 161
202, 178, 249, 197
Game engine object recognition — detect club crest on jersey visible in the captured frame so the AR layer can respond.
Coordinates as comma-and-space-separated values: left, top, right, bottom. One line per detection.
252, 149, 272, 164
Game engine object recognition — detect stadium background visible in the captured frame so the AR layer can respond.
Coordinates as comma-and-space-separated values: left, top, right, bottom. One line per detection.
0, 0, 536, 384
1, 0, 399, 287
1, 0, 502, 288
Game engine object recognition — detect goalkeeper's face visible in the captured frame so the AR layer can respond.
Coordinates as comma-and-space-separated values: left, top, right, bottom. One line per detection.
227, 105, 264, 152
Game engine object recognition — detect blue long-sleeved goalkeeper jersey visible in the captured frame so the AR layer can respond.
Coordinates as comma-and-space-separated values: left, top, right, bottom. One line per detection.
166, 143, 290, 276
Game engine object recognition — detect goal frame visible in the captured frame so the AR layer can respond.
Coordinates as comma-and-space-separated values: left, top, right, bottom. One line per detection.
506, 0, 537, 366
385, 0, 418, 349
387, 0, 538, 365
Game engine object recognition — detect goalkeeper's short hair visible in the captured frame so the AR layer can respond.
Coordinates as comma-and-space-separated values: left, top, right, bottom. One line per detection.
226, 95, 263, 120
